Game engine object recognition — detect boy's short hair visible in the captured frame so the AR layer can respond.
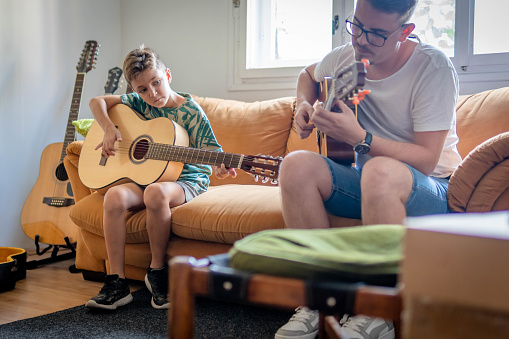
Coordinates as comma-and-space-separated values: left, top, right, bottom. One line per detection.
123, 44, 166, 86
364, 0, 418, 23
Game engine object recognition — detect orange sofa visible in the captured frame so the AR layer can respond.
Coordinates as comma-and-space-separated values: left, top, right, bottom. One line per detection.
64, 88, 509, 281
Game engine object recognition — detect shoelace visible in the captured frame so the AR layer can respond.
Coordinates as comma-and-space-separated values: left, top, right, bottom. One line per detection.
289, 307, 316, 323
340, 315, 371, 332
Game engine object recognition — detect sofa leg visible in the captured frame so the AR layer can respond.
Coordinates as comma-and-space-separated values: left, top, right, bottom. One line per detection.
81, 269, 106, 282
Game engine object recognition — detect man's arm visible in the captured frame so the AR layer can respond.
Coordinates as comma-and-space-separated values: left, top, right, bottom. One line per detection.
368, 130, 449, 176
294, 63, 320, 139
312, 100, 448, 176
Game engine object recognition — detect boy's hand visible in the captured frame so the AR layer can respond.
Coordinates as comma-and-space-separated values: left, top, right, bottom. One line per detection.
215, 164, 237, 179
95, 126, 122, 158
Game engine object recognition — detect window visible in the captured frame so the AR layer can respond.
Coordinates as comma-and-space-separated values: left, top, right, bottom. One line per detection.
229, 0, 352, 91
246, 0, 332, 69
230, 0, 509, 93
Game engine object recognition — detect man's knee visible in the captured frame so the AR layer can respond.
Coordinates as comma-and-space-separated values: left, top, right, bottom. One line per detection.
280, 151, 319, 186
361, 157, 412, 197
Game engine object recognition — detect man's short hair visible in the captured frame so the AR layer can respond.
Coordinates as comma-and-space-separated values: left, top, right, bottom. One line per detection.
364, 0, 418, 23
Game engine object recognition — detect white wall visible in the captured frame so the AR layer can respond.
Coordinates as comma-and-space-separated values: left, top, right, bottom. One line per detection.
0, 0, 295, 250
0, 0, 122, 249
118, 0, 296, 102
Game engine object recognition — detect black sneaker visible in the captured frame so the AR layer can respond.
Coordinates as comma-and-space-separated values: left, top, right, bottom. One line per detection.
145, 266, 169, 309
85, 274, 133, 310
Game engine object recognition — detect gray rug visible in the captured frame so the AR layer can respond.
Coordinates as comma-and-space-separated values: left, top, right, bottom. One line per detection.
0, 287, 293, 338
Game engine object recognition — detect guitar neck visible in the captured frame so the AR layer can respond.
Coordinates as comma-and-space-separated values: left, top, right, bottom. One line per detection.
147, 143, 243, 168
60, 72, 86, 161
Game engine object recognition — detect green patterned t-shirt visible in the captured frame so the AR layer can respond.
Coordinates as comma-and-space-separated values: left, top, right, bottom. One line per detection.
120, 92, 222, 195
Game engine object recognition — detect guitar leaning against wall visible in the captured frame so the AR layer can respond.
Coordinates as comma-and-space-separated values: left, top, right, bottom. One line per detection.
20, 41, 99, 268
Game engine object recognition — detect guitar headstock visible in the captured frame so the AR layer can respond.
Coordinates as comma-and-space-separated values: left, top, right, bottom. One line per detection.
241, 154, 283, 185
104, 67, 123, 95
324, 59, 369, 110
76, 40, 100, 73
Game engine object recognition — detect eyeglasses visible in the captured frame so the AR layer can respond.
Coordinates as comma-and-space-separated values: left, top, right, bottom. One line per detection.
345, 20, 404, 47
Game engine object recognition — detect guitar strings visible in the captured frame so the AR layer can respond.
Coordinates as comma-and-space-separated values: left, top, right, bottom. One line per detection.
96, 138, 244, 167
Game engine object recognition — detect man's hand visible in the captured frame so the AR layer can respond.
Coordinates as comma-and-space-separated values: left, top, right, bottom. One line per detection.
215, 164, 237, 179
312, 101, 365, 145
294, 101, 316, 139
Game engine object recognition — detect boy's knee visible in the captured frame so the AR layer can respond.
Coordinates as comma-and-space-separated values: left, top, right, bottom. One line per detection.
103, 187, 129, 212
143, 184, 167, 208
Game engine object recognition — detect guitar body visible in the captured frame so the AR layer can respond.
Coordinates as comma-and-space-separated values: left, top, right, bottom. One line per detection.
317, 78, 355, 165
79, 105, 189, 191
20, 143, 78, 245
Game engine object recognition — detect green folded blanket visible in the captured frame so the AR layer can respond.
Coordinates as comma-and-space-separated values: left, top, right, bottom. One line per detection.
228, 225, 405, 286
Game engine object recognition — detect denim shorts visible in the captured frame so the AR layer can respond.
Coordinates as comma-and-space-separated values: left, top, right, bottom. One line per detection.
322, 156, 451, 219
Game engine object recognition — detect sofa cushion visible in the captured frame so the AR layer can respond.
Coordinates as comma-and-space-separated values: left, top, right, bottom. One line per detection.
69, 185, 285, 245
456, 87, 509, 158
448, 132, 509, 212
193, 96, 295, 187
171, 185, 285, 243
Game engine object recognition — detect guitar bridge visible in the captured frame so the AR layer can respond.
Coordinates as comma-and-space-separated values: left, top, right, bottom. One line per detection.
42, 197, 75, 207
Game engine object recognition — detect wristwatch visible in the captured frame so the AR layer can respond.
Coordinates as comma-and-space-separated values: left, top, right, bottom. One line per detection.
353, 131, 372, 154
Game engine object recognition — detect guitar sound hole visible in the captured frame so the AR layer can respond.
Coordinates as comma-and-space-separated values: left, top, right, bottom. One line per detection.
133, 139, 149, 161
55, 163, 69, 182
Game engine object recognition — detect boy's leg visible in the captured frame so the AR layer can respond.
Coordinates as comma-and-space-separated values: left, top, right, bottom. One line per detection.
86, 183, 144, 310
143, 181, 186, 309
102, 183, 145, 277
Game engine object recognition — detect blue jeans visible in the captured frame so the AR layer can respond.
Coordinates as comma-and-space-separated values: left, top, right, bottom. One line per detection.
322, 156, 450, 220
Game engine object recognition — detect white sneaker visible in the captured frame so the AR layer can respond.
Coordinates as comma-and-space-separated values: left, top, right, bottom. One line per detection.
275, 306, 319, 339
340, 315, 395, 339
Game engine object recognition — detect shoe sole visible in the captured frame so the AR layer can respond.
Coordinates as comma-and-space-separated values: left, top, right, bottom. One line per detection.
85, 293, 133, 310
145, 274, 169, 310
274, 330, 318, 339
378, 328, 395, 339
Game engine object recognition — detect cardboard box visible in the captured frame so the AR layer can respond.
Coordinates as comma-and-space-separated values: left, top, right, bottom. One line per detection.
401, 211, 509, 338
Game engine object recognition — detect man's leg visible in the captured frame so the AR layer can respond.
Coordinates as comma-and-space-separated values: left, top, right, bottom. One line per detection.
360, 157, 413, 225
279, 151, 334, 229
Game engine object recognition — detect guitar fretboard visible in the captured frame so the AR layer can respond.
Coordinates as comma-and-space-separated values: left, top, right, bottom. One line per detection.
60, 72, 86, 162
147, 143, 244, 168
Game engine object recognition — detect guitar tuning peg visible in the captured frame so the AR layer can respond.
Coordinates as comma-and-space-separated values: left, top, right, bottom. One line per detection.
251, 174, 259, 182
271, 179, 278, 185
262, 176, 269, 183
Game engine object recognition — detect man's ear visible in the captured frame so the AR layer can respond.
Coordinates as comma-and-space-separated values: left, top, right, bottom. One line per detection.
166, 68, 172, 83
400, 23, 415, 41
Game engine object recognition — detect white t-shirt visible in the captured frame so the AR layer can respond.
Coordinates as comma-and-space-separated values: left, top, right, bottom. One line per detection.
314, 42, 462, 178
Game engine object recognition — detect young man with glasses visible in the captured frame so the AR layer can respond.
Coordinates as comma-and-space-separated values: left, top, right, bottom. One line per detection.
276, 0, 461, 338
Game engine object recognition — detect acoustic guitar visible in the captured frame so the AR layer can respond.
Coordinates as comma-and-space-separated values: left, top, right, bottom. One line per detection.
78, 104, 282, 191
317, 59, 370, 164
104, 66, 123, 95
21, 41, 99, 246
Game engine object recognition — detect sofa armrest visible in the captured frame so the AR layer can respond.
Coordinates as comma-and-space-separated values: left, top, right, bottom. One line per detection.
64, 140, 92, 203
447, 132, 509, 212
